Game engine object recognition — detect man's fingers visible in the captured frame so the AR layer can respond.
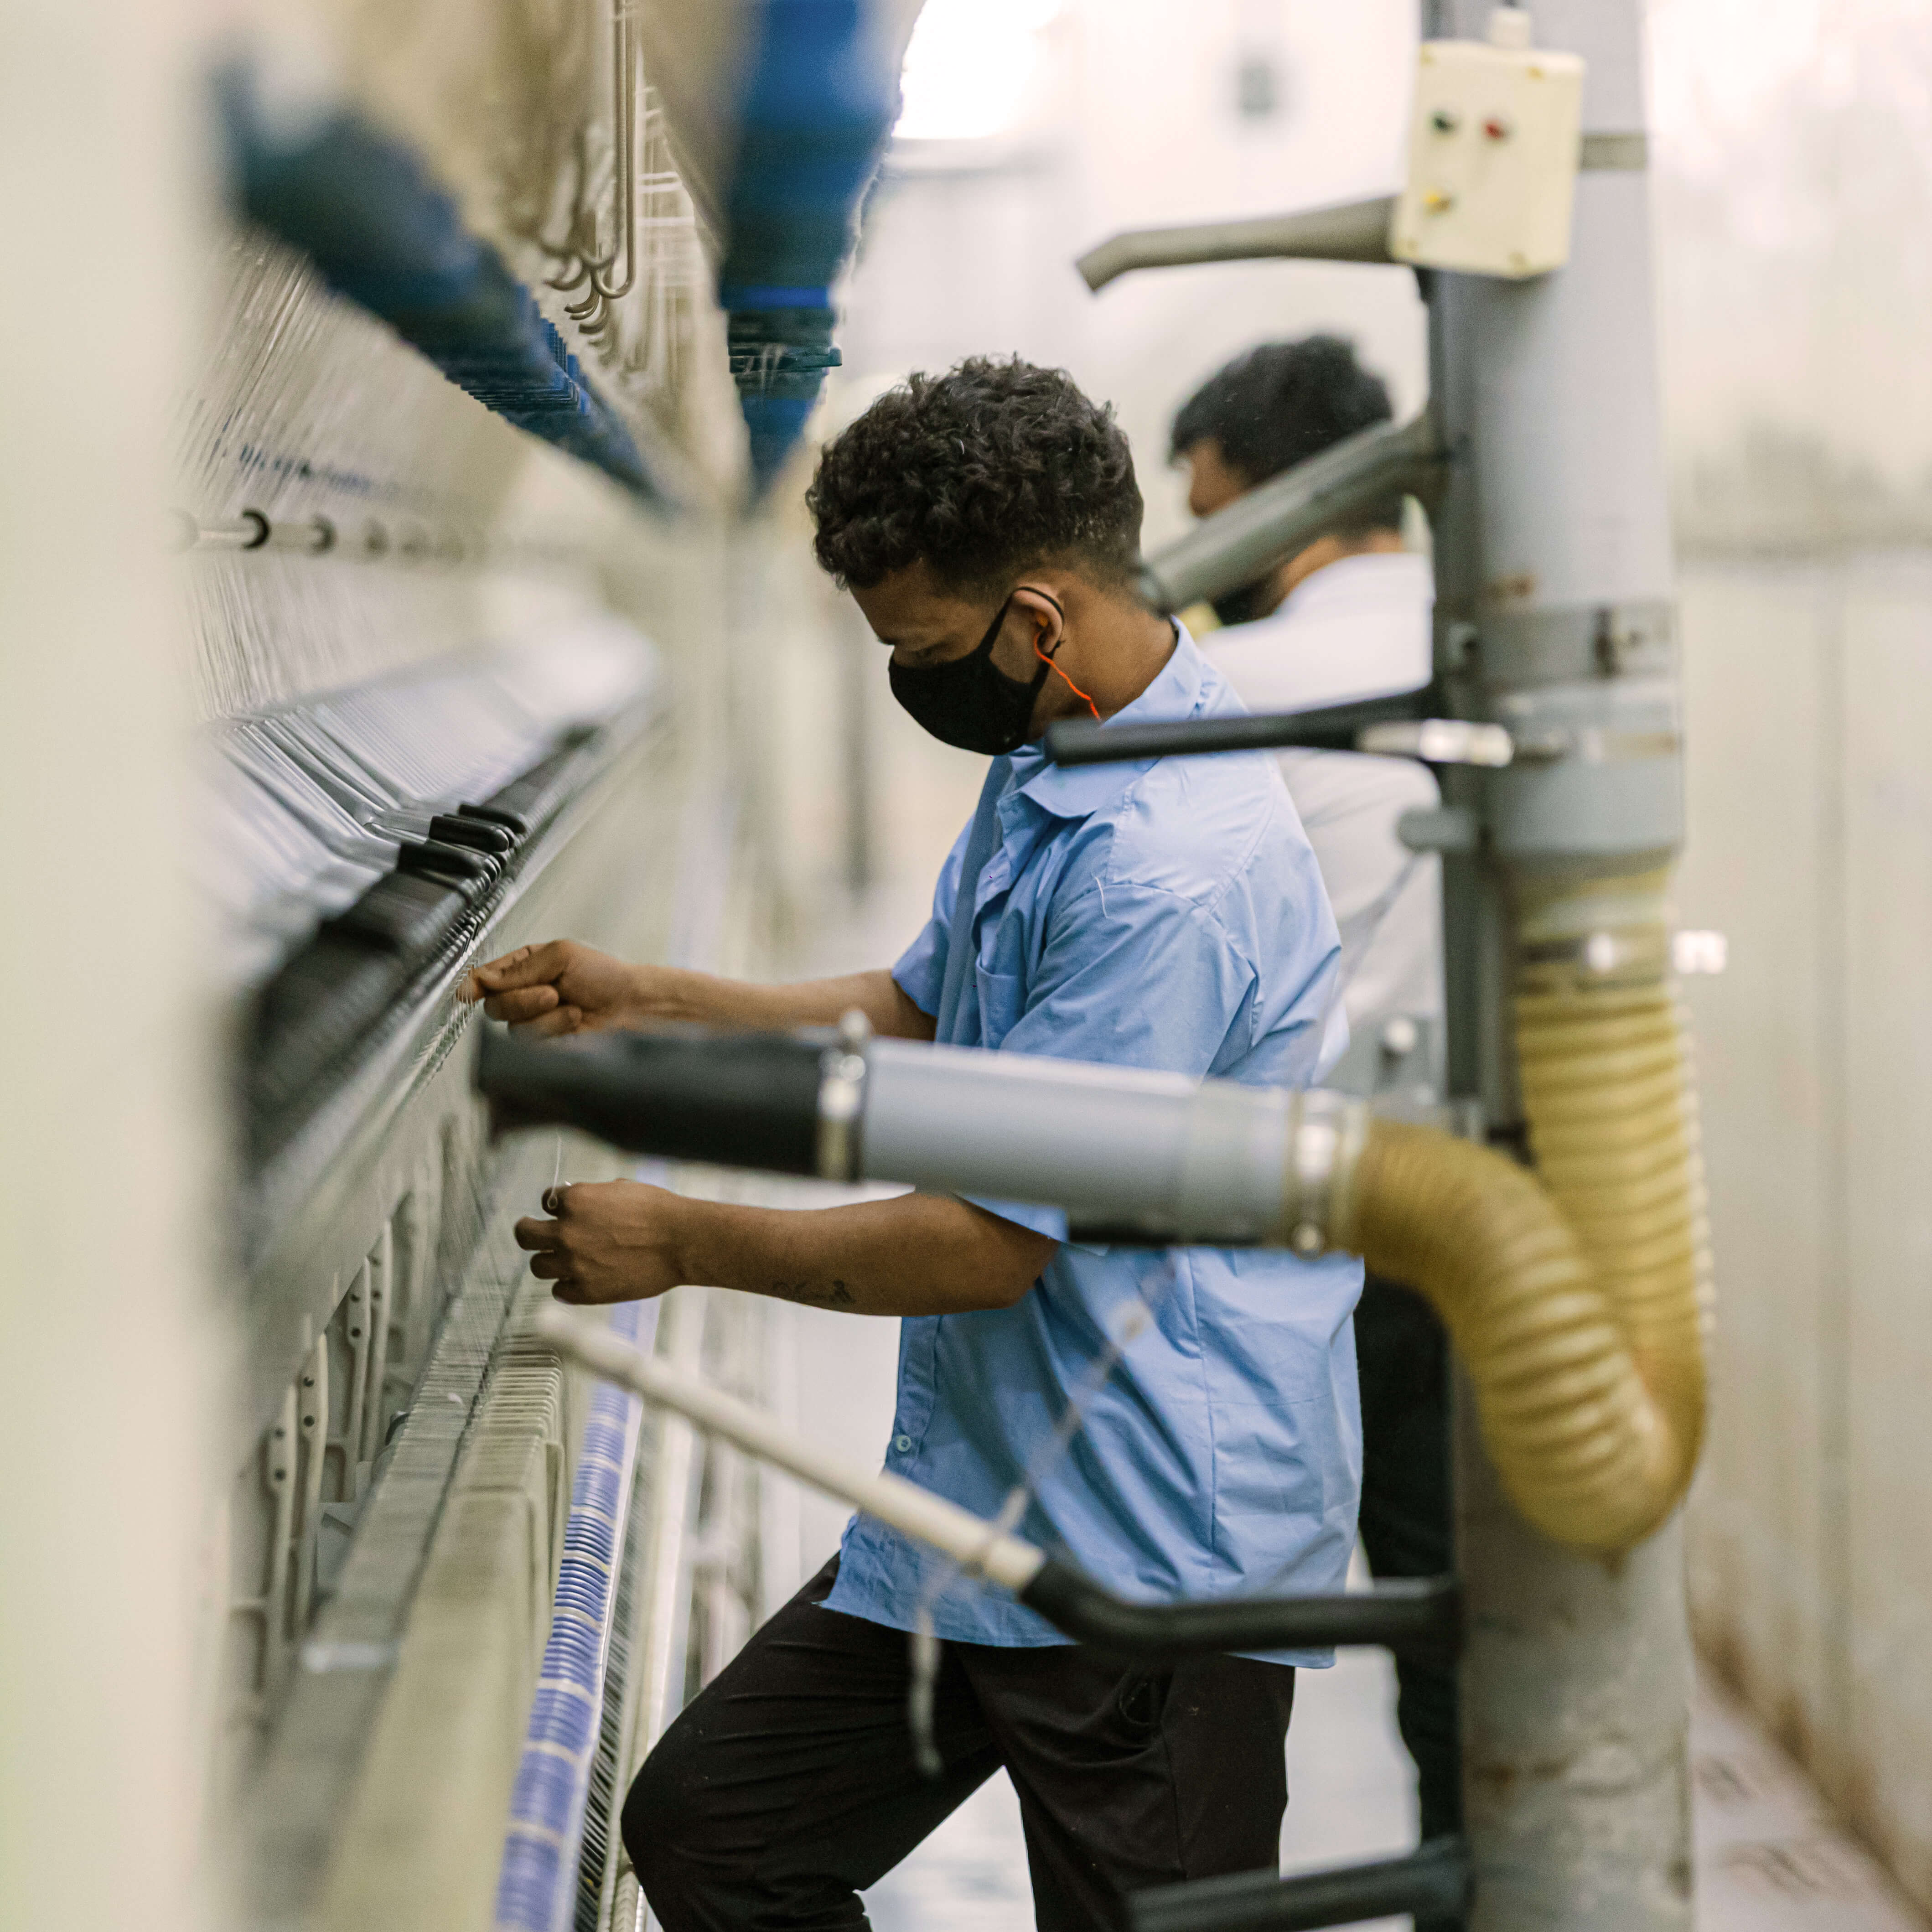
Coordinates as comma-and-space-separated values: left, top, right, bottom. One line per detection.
541, 1185, 571, 1216
528, 1252, 573, 1281
462, 945, 533, 1000
470, 940, 572, 994
514, 1216, 563, 1251
482, 984, 561, 1024
513, 1005, 583, 1040
551, 1281, 589, 1305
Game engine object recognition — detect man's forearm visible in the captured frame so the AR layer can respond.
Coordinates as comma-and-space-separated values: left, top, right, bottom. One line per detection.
671, 1192, 1054, 1317
647, 966, 935, 1041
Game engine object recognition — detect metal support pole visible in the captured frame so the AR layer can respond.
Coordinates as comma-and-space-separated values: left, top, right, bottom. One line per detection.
1430, 2, 1694, 1924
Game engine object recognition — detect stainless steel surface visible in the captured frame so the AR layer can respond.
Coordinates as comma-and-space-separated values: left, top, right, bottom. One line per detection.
1280, 1092, 1372, 1255
1357, 717, 1515, 767
814, 1048, 868, 1182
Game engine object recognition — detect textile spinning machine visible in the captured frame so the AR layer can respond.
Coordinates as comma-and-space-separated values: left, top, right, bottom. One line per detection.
175, 3, 919, 1926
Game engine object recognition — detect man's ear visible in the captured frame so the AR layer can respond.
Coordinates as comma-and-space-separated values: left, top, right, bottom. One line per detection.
1010, 584, 1068, 659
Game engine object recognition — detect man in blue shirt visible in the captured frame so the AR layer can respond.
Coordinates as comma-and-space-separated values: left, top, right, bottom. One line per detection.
468, 358, 1364, 1929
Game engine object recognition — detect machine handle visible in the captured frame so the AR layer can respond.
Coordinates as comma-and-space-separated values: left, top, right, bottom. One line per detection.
1127, 1836, 1472, 1932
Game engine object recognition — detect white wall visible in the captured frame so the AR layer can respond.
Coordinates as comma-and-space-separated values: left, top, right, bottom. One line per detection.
1647, 0, 1932, 1907
0, 3, 216, 1930
839, 0, 1428, 549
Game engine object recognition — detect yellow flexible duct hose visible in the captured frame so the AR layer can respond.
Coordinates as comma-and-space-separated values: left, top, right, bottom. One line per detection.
1317, 870, 1711, 1555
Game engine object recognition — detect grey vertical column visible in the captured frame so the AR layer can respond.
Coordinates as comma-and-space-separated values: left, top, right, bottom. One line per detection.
1428, 1, 1694, 1926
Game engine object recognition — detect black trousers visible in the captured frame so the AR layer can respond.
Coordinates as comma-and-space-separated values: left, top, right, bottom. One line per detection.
1355, 1272, 1463, 1905
624, 1556, 1297, 1931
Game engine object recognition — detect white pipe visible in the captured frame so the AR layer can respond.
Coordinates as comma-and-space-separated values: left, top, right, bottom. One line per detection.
533, 1306, 1046, 1596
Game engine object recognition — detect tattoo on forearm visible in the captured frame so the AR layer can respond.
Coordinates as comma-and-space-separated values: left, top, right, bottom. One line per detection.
770, 1277, 857, 1309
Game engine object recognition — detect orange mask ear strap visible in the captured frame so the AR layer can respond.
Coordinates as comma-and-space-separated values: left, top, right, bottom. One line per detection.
1034, 641, 1102, 720
1021, 587, 1102, 722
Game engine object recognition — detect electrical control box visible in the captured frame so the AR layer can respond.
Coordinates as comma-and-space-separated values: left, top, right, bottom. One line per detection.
1389, 7, 1584, 280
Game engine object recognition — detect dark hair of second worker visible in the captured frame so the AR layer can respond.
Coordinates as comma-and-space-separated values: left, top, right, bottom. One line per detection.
807, 356, 1145, 600
1171, 334, 1401, 533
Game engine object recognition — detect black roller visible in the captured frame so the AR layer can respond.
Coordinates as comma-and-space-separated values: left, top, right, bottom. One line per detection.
476, 1024, 829, 1174
251, 941, 408, 1130
399, 836, 498, 892
324, 872, 468, 955
458, 800, 531, 838
427, 811, 516, 856
1019, 1559, 1460, 1667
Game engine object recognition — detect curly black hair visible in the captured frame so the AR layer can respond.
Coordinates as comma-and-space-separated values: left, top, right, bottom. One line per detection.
807, 357, 1144, 597
1171, 335, 1399, 532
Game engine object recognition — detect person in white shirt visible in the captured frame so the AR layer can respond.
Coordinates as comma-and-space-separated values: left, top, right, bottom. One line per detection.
1172, 337, 1461, 1904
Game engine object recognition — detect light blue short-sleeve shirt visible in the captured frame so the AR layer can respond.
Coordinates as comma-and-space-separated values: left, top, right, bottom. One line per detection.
824, 628, 1365, 1663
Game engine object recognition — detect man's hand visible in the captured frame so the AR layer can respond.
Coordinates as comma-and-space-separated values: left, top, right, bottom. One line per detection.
515, 1180, 690, 1305
463, 941, 655, 1037
464, 941, 939, 1042
513, 1180, 1055, 1317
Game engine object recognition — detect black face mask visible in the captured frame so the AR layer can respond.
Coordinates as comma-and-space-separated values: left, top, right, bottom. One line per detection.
1209, 577, 1276, 629
888, 592, 1052, 756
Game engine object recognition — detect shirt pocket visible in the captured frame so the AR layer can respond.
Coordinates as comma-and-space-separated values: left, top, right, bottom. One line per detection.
974, 962, 1024, 1048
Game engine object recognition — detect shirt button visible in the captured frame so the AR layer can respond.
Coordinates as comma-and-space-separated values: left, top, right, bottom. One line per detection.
894, 1434, 913, 1454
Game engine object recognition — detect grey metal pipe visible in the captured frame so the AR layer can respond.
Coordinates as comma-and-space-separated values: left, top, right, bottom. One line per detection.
1076, 194, 1397, 292
1136, 411, 1445, 614
475, 1023, 1366, 1247
863, 1039, 1299, 1239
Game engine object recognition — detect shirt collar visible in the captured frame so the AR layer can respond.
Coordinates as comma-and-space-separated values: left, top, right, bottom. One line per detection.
1006, 622, 1209, 819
